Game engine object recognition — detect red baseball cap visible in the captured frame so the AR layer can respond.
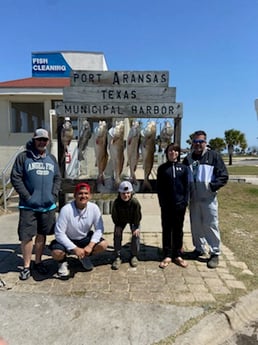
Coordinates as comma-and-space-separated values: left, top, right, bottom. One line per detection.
74, 182, 91, 195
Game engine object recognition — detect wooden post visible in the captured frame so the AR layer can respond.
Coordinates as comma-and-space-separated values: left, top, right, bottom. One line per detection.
57, 116, 67, 209
174, 118, 182, 146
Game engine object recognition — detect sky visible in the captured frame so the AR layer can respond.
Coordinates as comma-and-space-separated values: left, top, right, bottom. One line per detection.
1, 0, 258, 149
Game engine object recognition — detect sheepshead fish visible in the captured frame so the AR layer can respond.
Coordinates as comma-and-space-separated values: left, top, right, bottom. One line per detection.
141, 121, 156, 191
127, 121, 141, 184
61, 118, 73, 152
94, 121, 108, 185
77, 119, 92, 161
160, 120, 174, 149
108, 120, 125, 187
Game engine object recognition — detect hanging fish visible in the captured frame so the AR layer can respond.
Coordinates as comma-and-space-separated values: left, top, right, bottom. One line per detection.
160, 120, 174, 149
61, 117, 73, 153
94, 121, 108, 185
77, 119, 92, 161
108, 120, 125, 187
141, 121, 156, 191
127, 121, 141, 184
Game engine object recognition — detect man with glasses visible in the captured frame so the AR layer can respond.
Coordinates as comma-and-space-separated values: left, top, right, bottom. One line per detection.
183, 130, 228, 268
11, 128, 61, 280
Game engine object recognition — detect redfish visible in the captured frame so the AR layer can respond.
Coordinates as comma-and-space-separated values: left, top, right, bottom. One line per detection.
141, 121, 156, 191
61, 117, 73, 153
108, 120, 125, 187
160, 120, 174, 149
77, 119, 92, 161
94, 121, 108, 185
127, 121, 141, 184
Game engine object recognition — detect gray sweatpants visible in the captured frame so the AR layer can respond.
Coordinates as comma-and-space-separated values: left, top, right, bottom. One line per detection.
189, 196, 220, 255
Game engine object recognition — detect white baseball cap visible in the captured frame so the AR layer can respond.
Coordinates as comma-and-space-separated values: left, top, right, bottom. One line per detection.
33, 128, 49, 139
118, 181, 133, 193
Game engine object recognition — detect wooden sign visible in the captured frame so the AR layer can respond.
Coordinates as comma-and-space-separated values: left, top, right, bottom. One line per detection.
63, 86, 176, 103
56, 101, 183, 118
71, 70, 169, 87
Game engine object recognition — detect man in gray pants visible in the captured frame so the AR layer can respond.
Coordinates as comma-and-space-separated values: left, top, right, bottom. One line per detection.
183, 130, 228, 268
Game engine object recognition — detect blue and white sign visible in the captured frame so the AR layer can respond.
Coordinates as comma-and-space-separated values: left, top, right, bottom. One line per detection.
32, 52, 71, 77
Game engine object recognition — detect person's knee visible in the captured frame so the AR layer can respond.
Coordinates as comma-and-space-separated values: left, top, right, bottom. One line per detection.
93, 240, 108, 254
35, 234, 46, 244
51, 249, 66, 261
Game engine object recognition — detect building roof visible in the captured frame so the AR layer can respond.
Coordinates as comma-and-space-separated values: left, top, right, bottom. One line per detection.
0, 77, 70, 88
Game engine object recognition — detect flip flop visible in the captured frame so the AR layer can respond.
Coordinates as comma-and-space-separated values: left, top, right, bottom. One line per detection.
159, 257, 172, 269
173, 256, 188, 268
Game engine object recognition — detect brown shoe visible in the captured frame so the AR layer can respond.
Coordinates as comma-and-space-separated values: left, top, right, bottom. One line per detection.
173, 256, 188, 268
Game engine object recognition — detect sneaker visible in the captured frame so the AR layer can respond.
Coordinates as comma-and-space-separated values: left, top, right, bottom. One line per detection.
130, 256, 138, 267
19, 267, 31, 281
80, 257, 94, 271
57, 261, 70, 278
34, 262, 49, 275
111, 257, 121, 270
207, 254, 219, 269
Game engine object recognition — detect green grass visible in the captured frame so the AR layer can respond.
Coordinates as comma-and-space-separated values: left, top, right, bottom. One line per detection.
227, 165, 258, 175
219, 182, 258, 290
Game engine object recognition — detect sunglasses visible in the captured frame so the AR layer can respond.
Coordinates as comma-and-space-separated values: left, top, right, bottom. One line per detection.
192, 139, 206, 144
35, 138, 48, 142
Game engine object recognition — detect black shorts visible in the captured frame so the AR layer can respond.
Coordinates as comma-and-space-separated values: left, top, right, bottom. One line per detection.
18, 208, 56, 241
50, 231, 99, 253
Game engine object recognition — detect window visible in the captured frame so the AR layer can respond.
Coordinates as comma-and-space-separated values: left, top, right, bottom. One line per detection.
11, 102, 44, 133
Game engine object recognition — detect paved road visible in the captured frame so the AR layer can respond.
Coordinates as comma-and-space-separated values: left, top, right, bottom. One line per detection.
1, 194, 258, 345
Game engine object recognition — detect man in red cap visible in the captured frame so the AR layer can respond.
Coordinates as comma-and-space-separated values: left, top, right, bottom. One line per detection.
50, 182, 108, 279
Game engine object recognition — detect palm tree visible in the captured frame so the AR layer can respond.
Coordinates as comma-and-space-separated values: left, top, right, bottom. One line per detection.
209, 137, 225, 153
224, 129, 247, 165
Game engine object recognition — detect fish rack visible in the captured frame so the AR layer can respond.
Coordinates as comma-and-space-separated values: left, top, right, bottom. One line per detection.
56, 70, 183, 208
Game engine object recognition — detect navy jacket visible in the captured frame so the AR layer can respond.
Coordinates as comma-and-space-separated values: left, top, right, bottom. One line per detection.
157, 161, 189, 209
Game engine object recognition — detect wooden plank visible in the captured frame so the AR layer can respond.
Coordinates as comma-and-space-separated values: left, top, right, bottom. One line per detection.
61, 178, 157, 194
55, 102, 183, 118
71, 70, 169, 87
63, 86, 176, 103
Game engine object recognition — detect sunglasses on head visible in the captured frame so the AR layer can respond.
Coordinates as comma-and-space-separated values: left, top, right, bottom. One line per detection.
192, 139, 206, 144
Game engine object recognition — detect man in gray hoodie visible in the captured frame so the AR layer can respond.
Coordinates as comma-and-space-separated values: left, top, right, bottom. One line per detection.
11, 128, 61, 280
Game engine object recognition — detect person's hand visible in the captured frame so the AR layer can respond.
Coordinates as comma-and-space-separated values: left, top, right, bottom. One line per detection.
132, 229, 140, 237
84, 244, 94, 256
73, 247, 85, 259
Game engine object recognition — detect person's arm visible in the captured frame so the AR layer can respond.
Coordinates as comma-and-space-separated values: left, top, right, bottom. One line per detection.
91, 205, 105, 243
210, 153, 229, 192
55, 206, 77, 251
51, 155, 62, 201
111, 199, 120, 225
10, 153, 31, 201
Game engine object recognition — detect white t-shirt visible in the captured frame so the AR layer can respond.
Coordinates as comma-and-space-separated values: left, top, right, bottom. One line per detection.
55, 200, 104, 250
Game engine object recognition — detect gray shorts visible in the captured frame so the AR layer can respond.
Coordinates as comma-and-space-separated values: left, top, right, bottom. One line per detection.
18, 208, 56, 241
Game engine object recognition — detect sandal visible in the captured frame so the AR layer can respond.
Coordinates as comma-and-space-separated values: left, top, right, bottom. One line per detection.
173, 256, 188, 268
159, 257, 172, 269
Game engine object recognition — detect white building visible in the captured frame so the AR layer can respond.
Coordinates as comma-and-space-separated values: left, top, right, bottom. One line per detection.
0, 51, 108, 168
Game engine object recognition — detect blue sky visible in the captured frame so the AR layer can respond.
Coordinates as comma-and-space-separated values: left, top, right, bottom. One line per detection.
1, 0, 258, 148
